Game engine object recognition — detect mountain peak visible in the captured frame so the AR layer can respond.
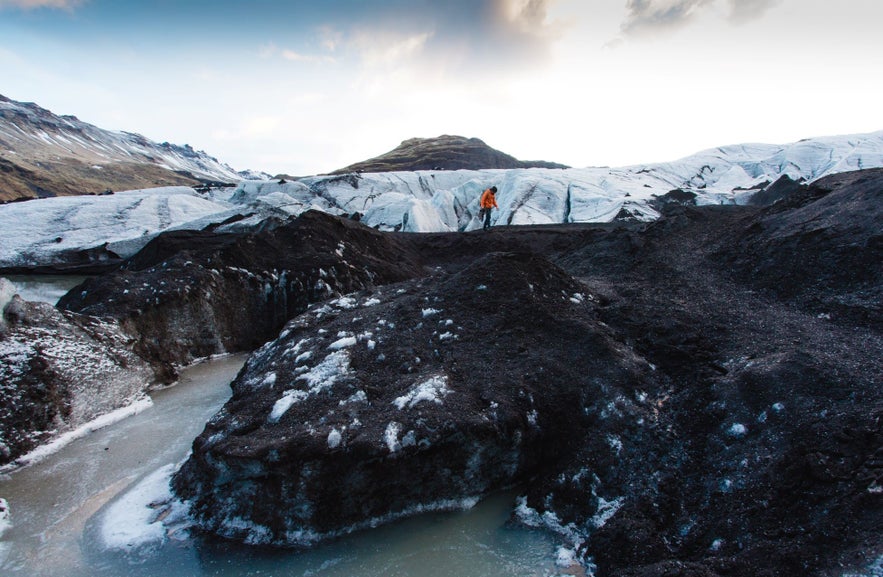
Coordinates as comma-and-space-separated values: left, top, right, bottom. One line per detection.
331, 134, 568, 174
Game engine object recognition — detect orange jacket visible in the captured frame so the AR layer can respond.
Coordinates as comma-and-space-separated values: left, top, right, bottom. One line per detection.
480, 188, 498, 209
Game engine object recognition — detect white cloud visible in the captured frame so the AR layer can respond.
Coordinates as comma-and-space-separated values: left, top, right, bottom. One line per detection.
281, 49, 336, 64
0, 0, 84, 10
350, 30, 433, 68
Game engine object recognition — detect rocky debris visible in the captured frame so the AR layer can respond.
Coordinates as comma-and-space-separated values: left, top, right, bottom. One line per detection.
330, 135, 568, 174
717, 167, 883, 330
58, 210, 425, 380
13, 166, 880, 575
171, 252, 660, 544
166, 169, 882, 576
745, 174, 804, 206
0, 289, 154, 466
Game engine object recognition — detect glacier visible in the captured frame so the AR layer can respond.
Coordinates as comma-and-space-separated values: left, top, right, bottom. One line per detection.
0, 130, 881, 270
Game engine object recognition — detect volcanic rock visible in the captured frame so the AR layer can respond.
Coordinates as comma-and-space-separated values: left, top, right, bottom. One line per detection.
330, 135, 569, 174
58, 210, 425, 380
171, 251, 660, 544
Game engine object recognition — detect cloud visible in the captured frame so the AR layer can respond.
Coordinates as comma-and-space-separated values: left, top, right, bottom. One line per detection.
619, 0, 782, 36
620, 0, 715, 36
726, 0, 782, 24
309, 0, 564, 78
281, 49, 337, 65
0, 0, 84, 10
349, 31, 433, 68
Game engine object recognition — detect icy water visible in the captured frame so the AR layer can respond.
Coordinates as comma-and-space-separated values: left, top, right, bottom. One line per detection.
4, 274, 91, 305
0, 355, 564, 577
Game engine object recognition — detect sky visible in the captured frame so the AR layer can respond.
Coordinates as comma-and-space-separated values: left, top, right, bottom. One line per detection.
1, 0, 881, 176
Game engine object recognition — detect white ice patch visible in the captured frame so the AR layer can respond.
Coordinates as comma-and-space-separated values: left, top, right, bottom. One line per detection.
607, 435, 623, 454
592, 495, 624, 528
727, 423, 748, 437
772, 402, 785, 413
100, 464, 188, 553
339, 390, 368, 405
363, 297, 381, 306
556, 546, 578, 568
327, 429, 342, 449
268, 351, 351, 423
421, 308, 441, 317
268, 390, 309, 423
0, 498, 10, 538
297, 350, 350, 390
527, 410, 539, 426
842, 555, 883, 577
332, 296, 358, 309
514, 496, 584, 551
328, 336, 357, 350
393, 375, 450, 410
384, 422, 402, 453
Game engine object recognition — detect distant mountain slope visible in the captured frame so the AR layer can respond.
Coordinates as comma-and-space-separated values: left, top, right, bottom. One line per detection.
0, 95, 261, 202
330, 135, 569, 174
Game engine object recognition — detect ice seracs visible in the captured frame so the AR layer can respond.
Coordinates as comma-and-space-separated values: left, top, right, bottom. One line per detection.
3, 130, 883, 272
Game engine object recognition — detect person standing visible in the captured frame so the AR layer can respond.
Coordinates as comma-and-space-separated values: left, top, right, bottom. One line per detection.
479, 186, 498, 230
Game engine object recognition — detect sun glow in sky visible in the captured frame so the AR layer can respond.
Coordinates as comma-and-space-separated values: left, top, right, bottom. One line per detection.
1, 0, 881, 175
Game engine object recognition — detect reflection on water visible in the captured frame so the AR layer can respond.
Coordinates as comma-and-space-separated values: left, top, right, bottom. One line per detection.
3, 275, 91, 305
0, 354, 565, 577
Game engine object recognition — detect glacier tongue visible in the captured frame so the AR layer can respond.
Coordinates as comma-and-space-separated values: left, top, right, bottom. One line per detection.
229, 130, 883, 233
0, 130, 882, 270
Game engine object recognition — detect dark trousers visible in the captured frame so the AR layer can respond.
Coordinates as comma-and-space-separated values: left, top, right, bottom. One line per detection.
481, 208, 492, 229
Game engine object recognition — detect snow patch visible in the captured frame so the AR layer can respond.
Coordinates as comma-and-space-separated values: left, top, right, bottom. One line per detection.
327, 429, 342, 449
384, 422, 402, 453
328, 335, 357, 350
0, 396, 153, 472
393, 375, 450, 410
268, 390, 309, 423
268, 351, 351, 422
592, 495, 624, 528
0, 498, 10, 538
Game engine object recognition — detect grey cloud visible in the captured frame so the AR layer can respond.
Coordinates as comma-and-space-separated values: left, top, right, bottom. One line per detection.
331, 0, 563, 78
620, 0, 782, 36
621, 0, 715, 36
726, 0, 783, 24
